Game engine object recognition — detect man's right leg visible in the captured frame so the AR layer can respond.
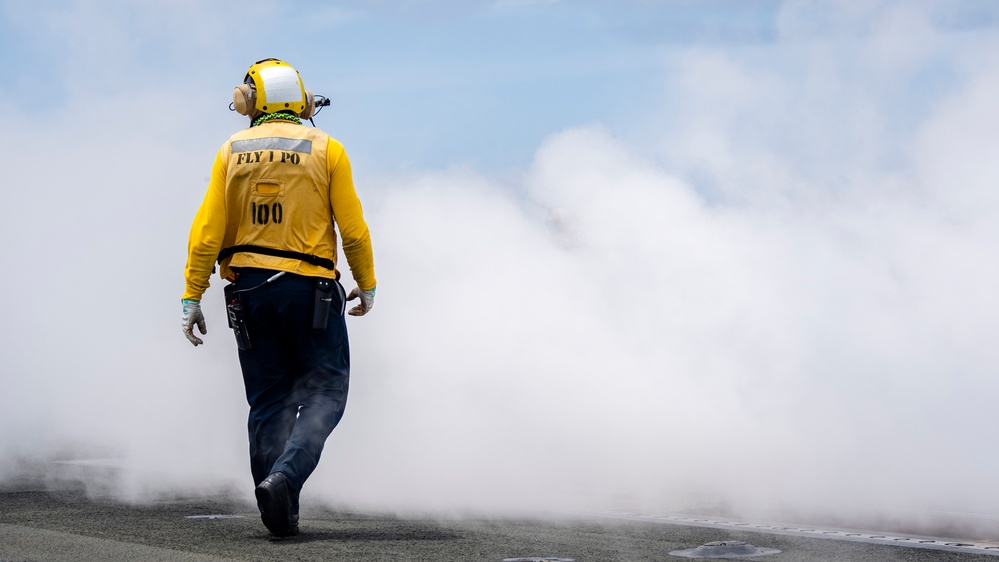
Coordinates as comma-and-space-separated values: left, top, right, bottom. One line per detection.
268, 279, 350, 493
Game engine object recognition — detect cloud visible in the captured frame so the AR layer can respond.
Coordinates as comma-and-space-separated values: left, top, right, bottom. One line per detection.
300, 2, 999, 531
310, 101, 999, 533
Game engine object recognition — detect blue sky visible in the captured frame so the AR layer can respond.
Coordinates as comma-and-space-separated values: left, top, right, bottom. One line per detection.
1, 0, 996, 176
0, 1, 793, 173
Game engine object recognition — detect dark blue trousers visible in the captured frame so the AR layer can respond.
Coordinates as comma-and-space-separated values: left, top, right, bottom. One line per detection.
233, 270, 349, 495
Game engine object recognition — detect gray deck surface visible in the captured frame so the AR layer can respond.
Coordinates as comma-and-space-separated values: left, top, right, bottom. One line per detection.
2, 484, 998, 562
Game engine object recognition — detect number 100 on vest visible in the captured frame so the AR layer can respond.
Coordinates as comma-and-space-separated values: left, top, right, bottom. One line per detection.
251, 202, 284, 225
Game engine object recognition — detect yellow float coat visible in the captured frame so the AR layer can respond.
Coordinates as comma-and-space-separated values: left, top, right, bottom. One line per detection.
183, 121, 375, 301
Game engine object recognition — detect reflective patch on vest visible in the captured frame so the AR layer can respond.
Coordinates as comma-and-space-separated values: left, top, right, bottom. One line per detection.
232, 137, 313, 154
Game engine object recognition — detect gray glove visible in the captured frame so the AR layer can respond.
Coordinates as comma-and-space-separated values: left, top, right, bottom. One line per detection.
347, 286, 376, 316
182, 299, 207, 346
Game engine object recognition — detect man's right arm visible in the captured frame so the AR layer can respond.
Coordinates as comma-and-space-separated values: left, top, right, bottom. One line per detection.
327, 140, 376, 292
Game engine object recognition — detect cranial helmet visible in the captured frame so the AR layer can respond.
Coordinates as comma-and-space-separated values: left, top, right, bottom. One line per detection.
232, 59, 317, 119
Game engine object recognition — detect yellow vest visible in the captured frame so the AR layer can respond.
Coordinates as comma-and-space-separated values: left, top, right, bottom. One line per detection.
183, 120, 375, 301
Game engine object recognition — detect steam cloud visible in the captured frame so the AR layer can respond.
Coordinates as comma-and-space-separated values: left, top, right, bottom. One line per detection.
1, 0, 998, 537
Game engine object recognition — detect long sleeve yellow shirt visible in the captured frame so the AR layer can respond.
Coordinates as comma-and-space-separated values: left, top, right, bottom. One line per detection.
183, 121, 375, 301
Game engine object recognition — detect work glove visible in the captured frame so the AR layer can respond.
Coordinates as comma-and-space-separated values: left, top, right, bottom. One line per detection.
347, 286, 376, 316
182, 299, 207, 346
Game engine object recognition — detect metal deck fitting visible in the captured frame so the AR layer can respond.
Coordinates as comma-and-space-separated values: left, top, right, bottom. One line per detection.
669, 540, 781, 558
502, 558, 576, 562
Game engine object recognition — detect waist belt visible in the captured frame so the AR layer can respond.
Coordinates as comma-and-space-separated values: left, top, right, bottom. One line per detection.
217, 245, 337, 271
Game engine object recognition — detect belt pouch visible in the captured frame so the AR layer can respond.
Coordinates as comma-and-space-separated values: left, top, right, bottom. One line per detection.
312, 278, 334, 331
224, 283, 252, 350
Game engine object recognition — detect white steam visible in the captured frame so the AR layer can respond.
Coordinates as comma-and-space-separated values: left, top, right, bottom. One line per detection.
316, 2, 999, 527
1, 0, 998, 538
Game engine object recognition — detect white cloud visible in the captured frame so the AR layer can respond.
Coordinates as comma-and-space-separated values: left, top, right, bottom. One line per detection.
299, 2, 999, 530
914, 60, 999, 220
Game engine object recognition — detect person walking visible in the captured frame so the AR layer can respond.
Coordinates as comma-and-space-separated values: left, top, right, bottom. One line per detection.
180, 58, 376, 537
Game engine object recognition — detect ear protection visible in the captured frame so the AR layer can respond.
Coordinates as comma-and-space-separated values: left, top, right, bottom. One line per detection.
232, 83, 257, 116
231, 59, 316, 118
233, 84, 317, 119
300, 90, 316, 120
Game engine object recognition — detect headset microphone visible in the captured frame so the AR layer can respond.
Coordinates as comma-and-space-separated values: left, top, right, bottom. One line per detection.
308, 95, 331, 126
229, 95, 331, 127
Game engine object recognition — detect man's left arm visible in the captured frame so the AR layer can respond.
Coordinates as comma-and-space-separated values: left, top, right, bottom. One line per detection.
182, 150, 228, 345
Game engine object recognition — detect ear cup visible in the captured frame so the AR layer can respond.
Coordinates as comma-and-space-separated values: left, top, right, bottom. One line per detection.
300, 90, 316, 120
232, 84, 254, 115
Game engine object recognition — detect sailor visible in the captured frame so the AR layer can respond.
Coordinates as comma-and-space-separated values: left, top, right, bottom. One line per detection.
181, 58, 376, 537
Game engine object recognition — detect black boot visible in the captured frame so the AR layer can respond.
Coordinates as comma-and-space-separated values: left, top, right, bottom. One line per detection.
255, 472, 299, 537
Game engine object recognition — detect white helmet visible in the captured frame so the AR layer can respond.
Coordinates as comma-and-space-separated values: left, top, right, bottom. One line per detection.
232, 58, 316, 119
